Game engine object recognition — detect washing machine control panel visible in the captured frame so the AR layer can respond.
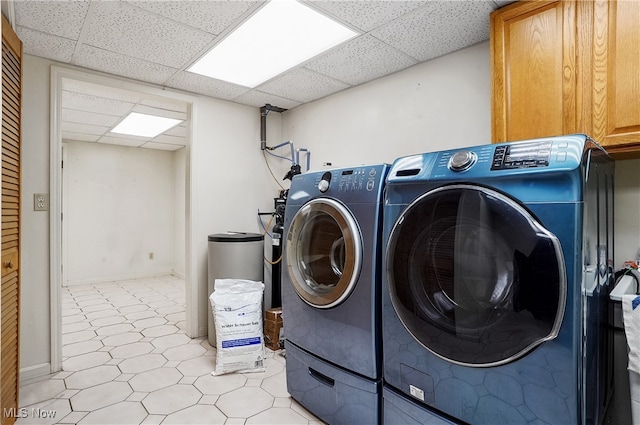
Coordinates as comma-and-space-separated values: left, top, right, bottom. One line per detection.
434, 146, 494, 176
491, 141, 552, 170
448, 150, 477, 172
389, 135, 587, 185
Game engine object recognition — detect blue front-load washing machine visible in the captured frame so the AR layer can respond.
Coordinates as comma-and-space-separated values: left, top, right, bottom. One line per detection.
282, 164, 388, 425
382, 135, 614, 424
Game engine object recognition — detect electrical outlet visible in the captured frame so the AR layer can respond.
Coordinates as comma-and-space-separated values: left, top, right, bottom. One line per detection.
34, 193, 49, 211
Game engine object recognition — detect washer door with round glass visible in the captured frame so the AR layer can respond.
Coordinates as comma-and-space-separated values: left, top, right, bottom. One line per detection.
387, 184, 566, 367
286, 198, 362, 309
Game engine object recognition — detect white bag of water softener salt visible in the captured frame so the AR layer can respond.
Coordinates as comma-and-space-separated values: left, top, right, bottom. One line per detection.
210, 279, 266, 375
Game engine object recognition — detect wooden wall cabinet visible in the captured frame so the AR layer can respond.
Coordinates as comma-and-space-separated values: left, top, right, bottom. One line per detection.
591, 0, 640, 157
491, 0, 640, 158
491, 1, 578, 143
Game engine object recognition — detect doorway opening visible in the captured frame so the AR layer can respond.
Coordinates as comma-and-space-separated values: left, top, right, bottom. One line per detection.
50, 66, 198, 372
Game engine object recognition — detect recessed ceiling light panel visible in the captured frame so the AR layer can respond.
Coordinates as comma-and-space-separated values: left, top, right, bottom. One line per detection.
111, 112, 183, 138
187, 0, 358, 88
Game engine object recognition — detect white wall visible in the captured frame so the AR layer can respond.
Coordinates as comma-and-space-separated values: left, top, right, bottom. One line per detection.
191, 98, 283, 336
281, 41, 492, 169
173, 147, 186, 278
21, 55, 52, 378
64, 141, 177, 284
614, 159, 640, 267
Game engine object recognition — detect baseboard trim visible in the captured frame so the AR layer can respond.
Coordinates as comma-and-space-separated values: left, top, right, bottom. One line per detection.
20, 363, 51, 383
65, 271, 176, 286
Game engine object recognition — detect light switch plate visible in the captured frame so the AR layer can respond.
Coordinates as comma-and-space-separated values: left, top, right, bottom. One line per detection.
34, 193, 49, 211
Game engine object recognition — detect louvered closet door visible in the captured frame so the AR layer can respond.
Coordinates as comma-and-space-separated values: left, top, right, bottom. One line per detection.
1, 14, 22, 425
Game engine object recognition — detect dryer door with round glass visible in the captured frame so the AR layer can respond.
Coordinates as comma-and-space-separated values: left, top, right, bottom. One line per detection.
286, 198, 362, 309
387, 184, 566, 367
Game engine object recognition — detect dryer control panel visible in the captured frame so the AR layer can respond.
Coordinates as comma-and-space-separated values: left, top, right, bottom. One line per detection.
288, 164, 389, 206
315, 166, 382, 193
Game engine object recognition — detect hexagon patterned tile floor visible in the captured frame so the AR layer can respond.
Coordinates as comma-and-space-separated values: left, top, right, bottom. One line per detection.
16, 275, 324, 424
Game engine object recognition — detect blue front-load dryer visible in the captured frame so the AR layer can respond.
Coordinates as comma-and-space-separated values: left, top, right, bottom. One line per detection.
382, 135, 614, 425
282, 164, 388, 425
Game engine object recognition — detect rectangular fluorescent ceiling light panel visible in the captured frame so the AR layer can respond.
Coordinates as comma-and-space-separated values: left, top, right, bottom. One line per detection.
187, 0, 357, 88
111, 112, 182, 138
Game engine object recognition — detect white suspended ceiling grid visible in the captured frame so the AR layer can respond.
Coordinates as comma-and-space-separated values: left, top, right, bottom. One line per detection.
14, 0, 514, 150
61, 79, 189, 150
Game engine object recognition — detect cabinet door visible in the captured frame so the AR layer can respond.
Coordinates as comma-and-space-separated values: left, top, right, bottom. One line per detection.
491, 1, 577, 143
592, 0, 640, 155
1, 14, 22, 425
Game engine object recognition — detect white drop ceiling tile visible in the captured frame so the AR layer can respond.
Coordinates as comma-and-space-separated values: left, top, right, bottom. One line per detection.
149, 134, 186, 146
131, 105, 186, 122
232, 90, 301, 110
63, 80, 144, 104
124, 0, 263, 35
139, 99, 188, 114
98, 136, 146, 147
73, 45, 178, 86
61, 109, 120, 128
15, 26, 76, 63
62, 132, 100, 143
304, 34, 417, 86
105, 132, 150, 142
371, 1, 493, 61
140, 142, 184, 151
305, 0, 428, 32
62, 122, 111, 136
82, 1, 214, 68
164, 125, 188, 139
257, 68, 351, 104
166, 71, 250, 101
14, 0, 90, 39
62, 90, 134, 117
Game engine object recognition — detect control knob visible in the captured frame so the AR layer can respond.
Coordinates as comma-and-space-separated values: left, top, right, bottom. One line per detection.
318, 171, 332, 192
448, 150, 476, 172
